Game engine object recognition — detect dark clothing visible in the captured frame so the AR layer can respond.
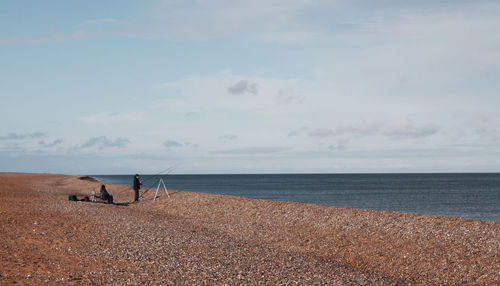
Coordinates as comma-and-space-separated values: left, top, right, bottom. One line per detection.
106, 195, 114, 204
100, 185, 108, 199
100, 185, 113, 204
133, 177, 141, 190
133, 176, 141, 201
134, 189, 139, 201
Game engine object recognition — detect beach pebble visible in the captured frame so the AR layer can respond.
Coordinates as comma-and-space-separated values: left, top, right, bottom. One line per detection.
0, 173, 498, 285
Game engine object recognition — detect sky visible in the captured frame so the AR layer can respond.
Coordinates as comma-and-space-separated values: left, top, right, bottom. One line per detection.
1, 0, 499, 174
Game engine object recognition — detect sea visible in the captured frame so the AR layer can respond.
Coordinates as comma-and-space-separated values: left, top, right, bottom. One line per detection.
91, 173, 500, 223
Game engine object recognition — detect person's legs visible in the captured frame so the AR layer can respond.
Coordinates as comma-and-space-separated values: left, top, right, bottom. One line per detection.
134, 189, 139, 201
108, 195, 113, 204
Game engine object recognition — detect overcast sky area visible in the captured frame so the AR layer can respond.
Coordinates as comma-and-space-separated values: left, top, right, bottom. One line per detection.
1, 0, 499, 174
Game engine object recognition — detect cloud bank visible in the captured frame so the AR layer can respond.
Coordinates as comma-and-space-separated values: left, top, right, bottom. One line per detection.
79, 136, 130, 151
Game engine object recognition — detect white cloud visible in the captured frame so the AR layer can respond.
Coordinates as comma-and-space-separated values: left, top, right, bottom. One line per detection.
0, 30, 91, 45
0, 132, 45, 140
163, 140, 182, 149
79, 18, 119, 28
384, 119, 439, 139
3, 0, 499, 49
318, 2, 500, 101
299, 120, 439, 141
220, 134, 238, 140
134, 0, 500, 47
275, 89, 306, 105
227, 80, 258, 95
0, 17, 121, 45
308, 128, 335, 138
163, 139, 199, 151
79, 136, 130, 151
288, 127, 309, 137
159, 73, 308, 115
38, 139, 63, 148
2, 1, 499, 173
213, 146, 291, 155
141, 0, 321, 41
81, 112, 146, 124
155, 68, 496, 156
328, 139, 348, 151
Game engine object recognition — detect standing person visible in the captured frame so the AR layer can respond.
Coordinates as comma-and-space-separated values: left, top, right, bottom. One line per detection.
133, 174, 142, 202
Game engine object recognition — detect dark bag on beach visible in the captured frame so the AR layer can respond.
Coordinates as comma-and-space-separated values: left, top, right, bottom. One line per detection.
68, 195, 77, 201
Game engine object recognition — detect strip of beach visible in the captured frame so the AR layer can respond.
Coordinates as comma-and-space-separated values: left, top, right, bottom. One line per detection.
0, 173, 498, 285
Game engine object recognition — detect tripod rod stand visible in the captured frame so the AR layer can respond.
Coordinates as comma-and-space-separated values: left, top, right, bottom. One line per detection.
154, 178, 170, 201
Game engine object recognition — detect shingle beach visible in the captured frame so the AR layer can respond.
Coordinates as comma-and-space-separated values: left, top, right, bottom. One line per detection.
0, 173, 498, 285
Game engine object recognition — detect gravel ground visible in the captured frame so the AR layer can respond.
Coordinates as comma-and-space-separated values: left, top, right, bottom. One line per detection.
0, 173, 498, 285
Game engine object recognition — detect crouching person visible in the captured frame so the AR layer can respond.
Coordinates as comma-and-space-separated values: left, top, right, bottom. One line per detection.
100, 184, 114, 204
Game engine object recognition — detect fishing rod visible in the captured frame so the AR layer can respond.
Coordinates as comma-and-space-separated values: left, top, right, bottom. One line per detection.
139, 165, 178, 199
113, 165, 177, 195
139, 164, 180, 200
140, 165, 177, 185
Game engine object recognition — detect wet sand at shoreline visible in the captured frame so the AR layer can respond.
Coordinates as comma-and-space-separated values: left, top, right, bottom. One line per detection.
0, 173, 498, 285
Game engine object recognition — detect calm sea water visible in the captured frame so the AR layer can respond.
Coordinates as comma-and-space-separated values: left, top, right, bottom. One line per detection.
91, 173, 500, 222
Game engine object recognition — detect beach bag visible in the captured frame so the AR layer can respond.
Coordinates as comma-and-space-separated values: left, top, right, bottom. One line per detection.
68, 195, 77, 201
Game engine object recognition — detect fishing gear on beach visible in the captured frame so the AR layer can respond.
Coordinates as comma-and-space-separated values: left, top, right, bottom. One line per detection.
138, 165, 178, 200
139, 166, 176, 185
113, 165, 177, 195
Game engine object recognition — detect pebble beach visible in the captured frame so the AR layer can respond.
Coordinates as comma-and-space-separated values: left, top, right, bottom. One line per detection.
0, 173, 498, 285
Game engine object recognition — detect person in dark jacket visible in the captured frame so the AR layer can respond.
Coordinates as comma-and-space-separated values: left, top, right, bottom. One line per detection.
100, 184, 113, 204
133, 174, 142, 202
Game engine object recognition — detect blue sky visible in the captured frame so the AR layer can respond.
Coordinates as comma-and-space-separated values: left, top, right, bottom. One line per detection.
1, 0, 499, 174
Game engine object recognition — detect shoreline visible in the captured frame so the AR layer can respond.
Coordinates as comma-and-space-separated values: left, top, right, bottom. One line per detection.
1, 173, 498, 285
92, 173, 500, 223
